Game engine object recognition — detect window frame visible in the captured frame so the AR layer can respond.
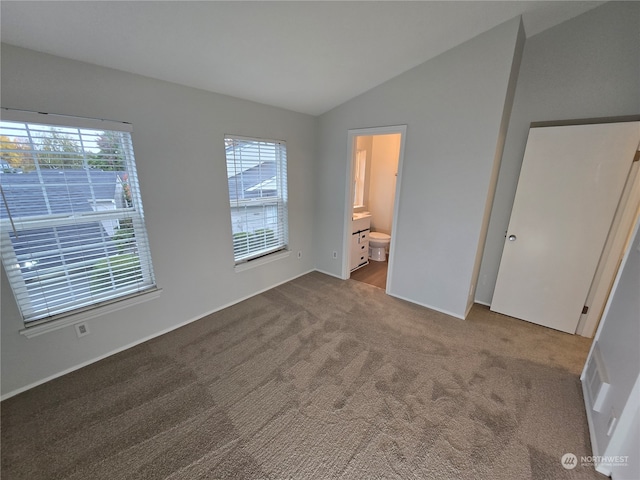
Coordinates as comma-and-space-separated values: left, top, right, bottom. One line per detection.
224, 135, 289, 266
0, 108, 158, 332
353, 149, 367, 208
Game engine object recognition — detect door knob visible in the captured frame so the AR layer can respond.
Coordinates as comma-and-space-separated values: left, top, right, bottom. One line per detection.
508, 234, 517, 241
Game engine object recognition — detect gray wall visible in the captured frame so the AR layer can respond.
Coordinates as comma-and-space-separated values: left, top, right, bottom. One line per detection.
1, 45, 317, 397
315, 17, 523, 318
476, 1, 640, 304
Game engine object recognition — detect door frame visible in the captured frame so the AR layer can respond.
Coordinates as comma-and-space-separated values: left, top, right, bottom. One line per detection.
527, 117, 640, 337
490, 121, 639, 334
342, 125, 407, 295
577, 155, 640, 337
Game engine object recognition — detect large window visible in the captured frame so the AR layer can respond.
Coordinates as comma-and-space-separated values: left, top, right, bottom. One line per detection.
0, 110, 156, 326
225, 136, 288, 264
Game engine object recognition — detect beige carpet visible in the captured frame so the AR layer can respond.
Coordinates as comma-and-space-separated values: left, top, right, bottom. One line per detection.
1, 272, 601, 479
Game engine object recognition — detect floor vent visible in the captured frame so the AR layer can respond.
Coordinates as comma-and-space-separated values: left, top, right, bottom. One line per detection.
584, 341, 610, 413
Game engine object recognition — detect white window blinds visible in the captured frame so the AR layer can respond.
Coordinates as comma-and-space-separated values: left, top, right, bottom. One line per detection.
0, 110, 156, 325
353, 149, 366, 208
225, 136, 288, 264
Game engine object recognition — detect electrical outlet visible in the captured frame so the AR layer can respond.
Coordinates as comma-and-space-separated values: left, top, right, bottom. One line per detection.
332, 251, 338, 259
297, 251, 302, 259
75, 322, 90, 338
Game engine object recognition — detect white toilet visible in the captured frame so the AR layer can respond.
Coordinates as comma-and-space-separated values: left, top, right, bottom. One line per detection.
369, 232, 391, 262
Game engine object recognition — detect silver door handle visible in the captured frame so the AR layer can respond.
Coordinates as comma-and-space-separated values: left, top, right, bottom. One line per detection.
508, 235, 517, 241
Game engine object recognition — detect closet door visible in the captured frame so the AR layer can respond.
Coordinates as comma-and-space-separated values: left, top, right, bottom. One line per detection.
491, 122, 639, 333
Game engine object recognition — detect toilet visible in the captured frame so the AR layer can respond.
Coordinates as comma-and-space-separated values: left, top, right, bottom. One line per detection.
369, 232, 391, 262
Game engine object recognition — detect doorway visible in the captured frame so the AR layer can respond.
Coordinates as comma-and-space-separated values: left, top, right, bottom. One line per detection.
491, 121, 639, 334
343, 126, 406, 292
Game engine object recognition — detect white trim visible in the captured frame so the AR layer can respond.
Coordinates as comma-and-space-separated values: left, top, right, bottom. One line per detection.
1, 269, 314, 401
582, 379, 602, 468
20, 288, 162, 338
386, 291, 466, 320
464, 301, 475, 319
580, 217, 640, 474
234, 250, 291, 272
223, 133, 285, 145
1, 107, 132, 132
385, 127, 407, 296
577, 160, 640, 338
314, 268, 344, 280
474, 300, 492, 307
597, 374, 640, 475
344, 125, 408, 287
581, 216, 640, 374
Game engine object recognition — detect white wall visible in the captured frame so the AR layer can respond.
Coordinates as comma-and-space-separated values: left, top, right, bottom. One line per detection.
315, 17, 524, 318
0, 44, 317, 397
476, 2, 640, 305
368, 134, 400, 235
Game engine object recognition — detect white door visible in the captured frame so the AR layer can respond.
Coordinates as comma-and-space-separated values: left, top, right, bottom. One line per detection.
491, 121, 640, 333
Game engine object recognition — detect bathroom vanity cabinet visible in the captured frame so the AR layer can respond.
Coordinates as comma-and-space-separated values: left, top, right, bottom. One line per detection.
351, 214, 370, 271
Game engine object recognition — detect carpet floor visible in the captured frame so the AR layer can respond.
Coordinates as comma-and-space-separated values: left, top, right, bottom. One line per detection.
1, 272, 601, 479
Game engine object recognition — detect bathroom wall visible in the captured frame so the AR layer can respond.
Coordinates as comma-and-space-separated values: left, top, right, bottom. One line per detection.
368, 134, 401, 235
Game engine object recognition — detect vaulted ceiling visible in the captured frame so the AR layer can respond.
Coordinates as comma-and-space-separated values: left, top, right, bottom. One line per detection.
1, 1, 604, 115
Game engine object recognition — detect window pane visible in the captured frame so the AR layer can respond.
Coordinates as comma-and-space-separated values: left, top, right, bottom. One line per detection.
225, 136, 288, 263
353, 149, 366, 207
0, 115, 156, 324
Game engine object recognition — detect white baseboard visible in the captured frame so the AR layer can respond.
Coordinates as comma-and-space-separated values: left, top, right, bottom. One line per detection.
385, 291, 466, 320
313, 268, 344, 280
581, 377, 601, 461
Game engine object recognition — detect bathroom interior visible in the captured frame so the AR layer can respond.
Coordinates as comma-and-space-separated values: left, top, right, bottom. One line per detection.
350, 133, 401, 289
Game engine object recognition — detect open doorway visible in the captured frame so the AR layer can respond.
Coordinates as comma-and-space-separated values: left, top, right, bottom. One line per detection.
343, 126, 406, 292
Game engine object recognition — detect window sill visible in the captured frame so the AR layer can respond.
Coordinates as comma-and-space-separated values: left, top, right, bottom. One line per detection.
234, 250, 290, 273
19, 288, 162, 339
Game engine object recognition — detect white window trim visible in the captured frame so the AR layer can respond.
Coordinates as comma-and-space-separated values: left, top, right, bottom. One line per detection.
225, 134, 289, 265
2, 108, 132, 133
234, 249, 290, 273
353, 149, 367, 208
1, 108, 157, 325
19, 287, 162, 338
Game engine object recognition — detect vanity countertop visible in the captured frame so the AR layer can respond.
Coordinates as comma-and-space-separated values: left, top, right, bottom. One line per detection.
352, 212, 371, 232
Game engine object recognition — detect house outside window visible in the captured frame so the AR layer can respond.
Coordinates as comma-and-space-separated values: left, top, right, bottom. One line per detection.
0, 110, 156, 326
225, 136, 288, 264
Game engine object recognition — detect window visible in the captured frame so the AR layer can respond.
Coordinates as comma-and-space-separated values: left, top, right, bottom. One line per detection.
225, 136, 288, 264
353, 149, 367, 208
0, 109, 156, 326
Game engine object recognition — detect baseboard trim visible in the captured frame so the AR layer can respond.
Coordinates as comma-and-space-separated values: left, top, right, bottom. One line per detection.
385, 291, 466, 320
313, 268, 344, 280
1, 268, 316, 401
581, 379, 607, 475
464, 302, 474, 319
474, 300, 491, 307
